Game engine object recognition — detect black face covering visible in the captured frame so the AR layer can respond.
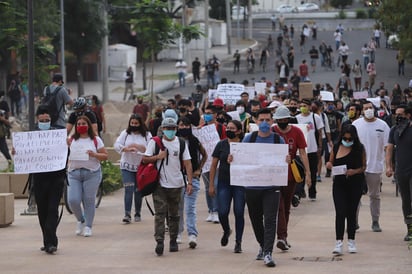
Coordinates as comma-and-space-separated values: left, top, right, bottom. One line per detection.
130, 126, 141, 132
178, 128, 192, 137
226, 130, 236, 139
217, 117, 226, 124
277, 121, 289, 130
155, 112, 162, 118
179, 107, 187, 113
288, 107, 297, 113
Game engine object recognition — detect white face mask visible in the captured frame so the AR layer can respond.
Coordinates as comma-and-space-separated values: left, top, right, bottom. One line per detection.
236, 106, 245, 114
364, 108, 375, 119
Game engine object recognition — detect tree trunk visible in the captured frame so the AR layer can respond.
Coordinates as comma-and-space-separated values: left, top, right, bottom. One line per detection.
76, 55, 84, 97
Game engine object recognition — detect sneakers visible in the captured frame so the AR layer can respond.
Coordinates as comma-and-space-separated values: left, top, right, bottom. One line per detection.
188, 235, 197, 249
332, 240, 343, 255
264, 252, 276, 267
206, 213, 213, 222
256, 248, 264, 260
234, 241, 242, 253
134, 215, 141, 222
45, 245, 57, 254
155, 241, 164, 256
83, 226, 92, 237
371, 221, 382, 232
76, 221, 84, 236
291, 194, 300, 207
316, 175, 322, 182
404, 233, 412, 242
348, 239, 357, 253
221, 229, 232, 246
122, 214, 131, 224
276, 239, 289, 251
212, 212, 220, 223
309, 197, 317, 202
325, 169, 331, 177
176, 233, 182, 244
169, 240, 179, 252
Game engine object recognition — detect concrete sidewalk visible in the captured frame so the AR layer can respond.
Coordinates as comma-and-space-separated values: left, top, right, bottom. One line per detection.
1, 174, 410, 273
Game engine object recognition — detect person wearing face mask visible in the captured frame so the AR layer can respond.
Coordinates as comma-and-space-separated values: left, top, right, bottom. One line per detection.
341, 103, 361, 128
177, 99, 201, 126
176, 117, 207, 248
148, 106, 164, 137
352, 101, 390, 232
143, 117, 193, 256
66, 97, 98, 136
22, 106, 68, 254
132, 96, 151, 125
386, 105, 412, 241
272, 106, 310, 251
235, 100, 251, 133
67, 116, 108, 237
326, 125, 366, 255
209, 120, 245, 253
114, 114, 152, 223
296, 99, 324, 200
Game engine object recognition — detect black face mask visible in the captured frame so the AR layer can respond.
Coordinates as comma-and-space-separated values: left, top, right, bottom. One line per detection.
155, 112, 162, 118
216, 117, 226, 124
226, 130, 236, 139
179, 107, 187, 113
396, 116, 408, 125
277, 122, 289, 130
130, 126, 141, 132
288, 106, 297, 113
178, 128, 192, 137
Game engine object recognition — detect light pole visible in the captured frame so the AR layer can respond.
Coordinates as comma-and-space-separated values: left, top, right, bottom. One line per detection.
60, 0, 65, 82
28, 0, 35, 131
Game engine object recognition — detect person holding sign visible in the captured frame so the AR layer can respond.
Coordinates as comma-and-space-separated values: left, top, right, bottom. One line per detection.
29, 106, 67, 254
67, 116, 108, 237
326, 125, 366, 255
209, 120, 245, 254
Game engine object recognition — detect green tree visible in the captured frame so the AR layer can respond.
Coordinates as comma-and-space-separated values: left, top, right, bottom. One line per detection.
378, 0, 412, 61
64, 0, 106, 96
330, 0, 353, 10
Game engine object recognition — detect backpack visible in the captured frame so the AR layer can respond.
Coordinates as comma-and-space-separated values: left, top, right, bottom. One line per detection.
41, 86, 63, 126
91, 105, 103, 132
9, 84, 21, 101
248, 130, 281, 144
137, 136, 186, 197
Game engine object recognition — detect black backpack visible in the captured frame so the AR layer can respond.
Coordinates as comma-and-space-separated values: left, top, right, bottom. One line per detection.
41, 86, 63, 126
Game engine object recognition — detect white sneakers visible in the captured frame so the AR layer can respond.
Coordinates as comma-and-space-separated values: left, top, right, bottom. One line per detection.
333, 240, 357, 254
176, 234, 182, 244
332, 240, 343, 255
188, 235, 197, 249
76, 222, 92, 237
206, 213, 213, 222
212, 212, 219, 223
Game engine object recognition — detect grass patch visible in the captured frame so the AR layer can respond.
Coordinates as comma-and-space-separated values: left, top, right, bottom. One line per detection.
147, 74, 177, 80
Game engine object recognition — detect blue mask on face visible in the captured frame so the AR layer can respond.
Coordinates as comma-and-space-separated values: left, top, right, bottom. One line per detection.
38, 121, 51, 130
341, 140, 354, 147
204, 114, 213, 123
259, 121, 271, 133
163, 130, 176, 140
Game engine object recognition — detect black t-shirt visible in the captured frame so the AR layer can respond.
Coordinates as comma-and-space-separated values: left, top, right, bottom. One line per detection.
389, 124, 412, 175
192, 60, 201, 72
68, 109, 97, 125
187, 107, 201, 127
325, 111, 343, 133
212, 139, 231, 184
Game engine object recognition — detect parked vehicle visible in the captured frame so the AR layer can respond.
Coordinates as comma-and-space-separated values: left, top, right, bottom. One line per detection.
297, 3, 320, 12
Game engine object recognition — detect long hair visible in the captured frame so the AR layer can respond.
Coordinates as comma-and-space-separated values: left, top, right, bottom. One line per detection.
126, 113, 148, 136
228, 119, 244, 141
177, 117, 202, 171
337, 124, 363, 152
72, 115, 96, 140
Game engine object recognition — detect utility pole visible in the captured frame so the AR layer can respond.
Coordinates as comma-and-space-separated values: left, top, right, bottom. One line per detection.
60, 0, 65, 82
28, 0, 35, 131
204, 0, 209, 65
248, 0, 252, 40
101, 0, 109, 103
225, 0, 231, 54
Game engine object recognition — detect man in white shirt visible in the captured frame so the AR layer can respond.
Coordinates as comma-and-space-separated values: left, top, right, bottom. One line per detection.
175, 59, 188, 87
296, 99, 324, 200
353, 101, 390, 232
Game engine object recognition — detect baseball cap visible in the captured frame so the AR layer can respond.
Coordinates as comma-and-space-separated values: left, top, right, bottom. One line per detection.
267, 100, 282, 109
213, 98, 224, 108
161, 117, 177, 128
273, 106, 291, 120
52, 73, 64, 84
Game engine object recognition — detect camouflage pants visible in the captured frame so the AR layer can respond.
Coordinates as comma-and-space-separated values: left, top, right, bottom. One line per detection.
153, 186, 182, 242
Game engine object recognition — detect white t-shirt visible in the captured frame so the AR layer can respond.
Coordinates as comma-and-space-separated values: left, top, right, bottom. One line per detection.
114, 130, 152, 172
144, 137, 191, 188
352, 118, 390, 173
296, 113, 324, 153
68, 136, 105, 171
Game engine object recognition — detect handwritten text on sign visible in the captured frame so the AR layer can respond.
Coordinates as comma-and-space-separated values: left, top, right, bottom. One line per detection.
12, 129, 68, 174
230, 143, 288, 187
215, 84, 245, 105
192, 124, 220, 173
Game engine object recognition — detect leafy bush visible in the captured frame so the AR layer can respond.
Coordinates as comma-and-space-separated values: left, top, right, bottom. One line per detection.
337, 10, 347, 19
356, 9, 367, 19
368, 7, 377, 18
101, 160, 123, 194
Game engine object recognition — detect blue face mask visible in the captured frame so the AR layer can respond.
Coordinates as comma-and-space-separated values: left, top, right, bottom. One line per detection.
341, 140, 354, 147
204, 113, 213, 123
259, 121, 271, 133
38, 121, 51, 130
163, 130, 176, 140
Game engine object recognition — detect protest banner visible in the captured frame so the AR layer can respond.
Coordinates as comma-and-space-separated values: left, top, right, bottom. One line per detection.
320, 90, 334, 101
230, 143, 288, 187
254, 82, 267, 95
215, 84, 245, 105
192, 124, 220, 173
244, 86, 255, 98
353, 91, 368, 99
227, 111, 240, 121
367, 97, 381, 108
12, 129, 68, 174
208, 89, 217, 101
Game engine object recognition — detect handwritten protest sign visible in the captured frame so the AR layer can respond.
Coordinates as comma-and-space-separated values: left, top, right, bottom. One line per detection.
254, 82, 267, 95
367, 97, 381, 108
244, 86, 255, 98
208, 89, 218, 101
215, 84, 245, 105
192, 124, 220, 173
12, 129, 68, 174
320, 90, 334, 101
230, 143, 288, 187
353, 91, 368, 99
227, 111, 240, 121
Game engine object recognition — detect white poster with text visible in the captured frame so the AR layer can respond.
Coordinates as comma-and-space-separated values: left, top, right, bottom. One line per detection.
192, 124, 220, 173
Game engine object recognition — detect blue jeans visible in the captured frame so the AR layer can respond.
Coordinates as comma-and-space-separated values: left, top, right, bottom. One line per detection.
363, 56, 369, 70
178, 72, 185, 87
68, 167, 102, 228
178, 177, 200, 236
121, 169, 142, 217
217, 182, 245, 242
202, 171, 218, 213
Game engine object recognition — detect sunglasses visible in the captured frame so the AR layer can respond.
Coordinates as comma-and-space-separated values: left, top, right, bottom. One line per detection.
342, 137, 353, 142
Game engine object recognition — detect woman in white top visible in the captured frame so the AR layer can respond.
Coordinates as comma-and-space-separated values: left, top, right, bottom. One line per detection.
114, 114, 152, 223
68, 116, 108, 237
